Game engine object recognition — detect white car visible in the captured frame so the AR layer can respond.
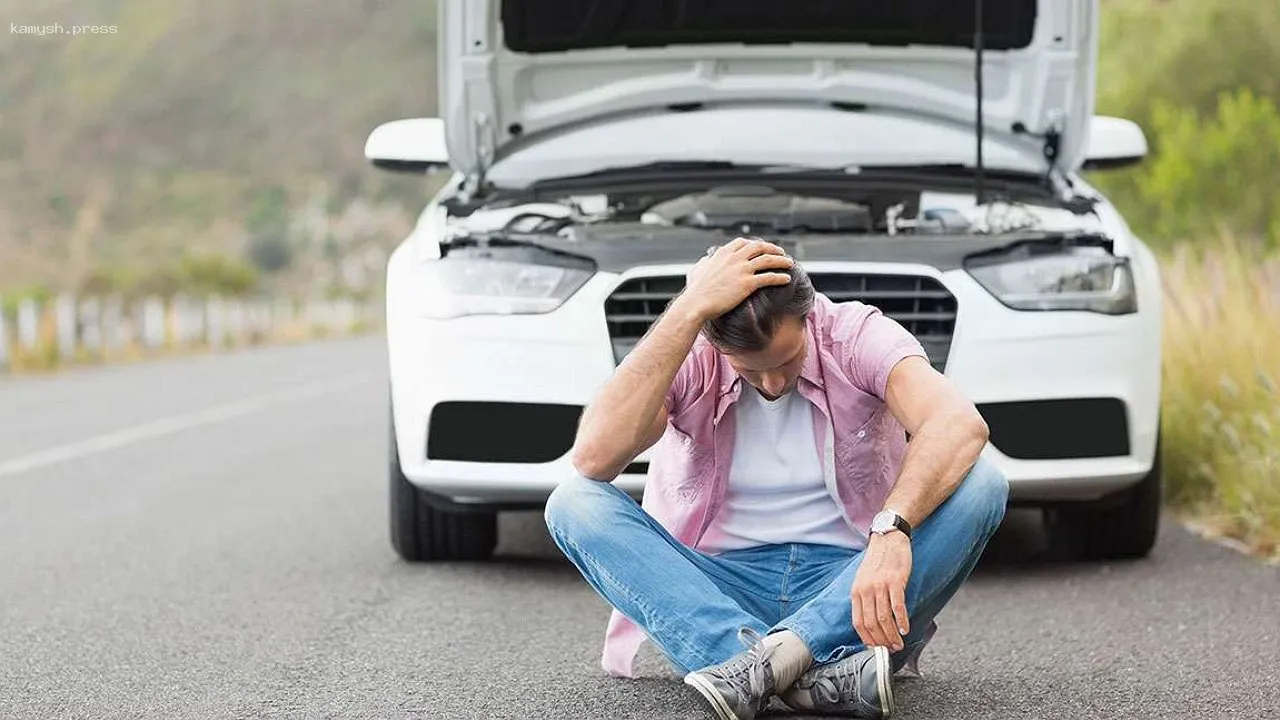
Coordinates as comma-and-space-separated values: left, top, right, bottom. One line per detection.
369, 0, 1163, 563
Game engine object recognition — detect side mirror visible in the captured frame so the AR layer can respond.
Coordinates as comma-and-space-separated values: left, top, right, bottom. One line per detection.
1082, 116, 1149, 172
364, 118, 451, 174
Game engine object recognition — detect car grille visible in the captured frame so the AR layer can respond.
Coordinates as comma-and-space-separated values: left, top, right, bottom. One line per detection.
604, 273, 958, 372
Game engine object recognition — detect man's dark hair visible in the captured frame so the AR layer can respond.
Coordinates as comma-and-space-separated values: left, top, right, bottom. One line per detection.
703, 261, 815, 353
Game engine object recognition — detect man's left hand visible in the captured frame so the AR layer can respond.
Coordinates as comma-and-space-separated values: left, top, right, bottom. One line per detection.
850, 532, 912, 652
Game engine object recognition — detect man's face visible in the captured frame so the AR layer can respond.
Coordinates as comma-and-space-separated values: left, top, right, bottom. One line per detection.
722, 317, 807, 401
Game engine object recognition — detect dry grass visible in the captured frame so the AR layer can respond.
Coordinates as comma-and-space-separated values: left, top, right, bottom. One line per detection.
1160, 233, 1280, 560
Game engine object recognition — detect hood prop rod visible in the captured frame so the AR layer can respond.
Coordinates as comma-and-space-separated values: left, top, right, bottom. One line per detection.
973, 0, 986, 206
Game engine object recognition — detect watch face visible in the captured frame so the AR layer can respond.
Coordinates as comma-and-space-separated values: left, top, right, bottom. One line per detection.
871, 511, 894, 534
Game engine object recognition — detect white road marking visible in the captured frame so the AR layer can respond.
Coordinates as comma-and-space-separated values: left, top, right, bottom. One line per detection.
0, 376, 374, 479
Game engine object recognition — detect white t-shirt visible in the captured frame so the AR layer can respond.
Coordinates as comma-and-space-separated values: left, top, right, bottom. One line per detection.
700, 385, 864, 554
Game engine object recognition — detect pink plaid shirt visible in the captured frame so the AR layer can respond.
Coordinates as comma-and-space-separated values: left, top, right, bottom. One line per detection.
600, 292, 928, 677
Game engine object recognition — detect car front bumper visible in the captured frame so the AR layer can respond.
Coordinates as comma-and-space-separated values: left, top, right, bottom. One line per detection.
387, 249, 1162, 509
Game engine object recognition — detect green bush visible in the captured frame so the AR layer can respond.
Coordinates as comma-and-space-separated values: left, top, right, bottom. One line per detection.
78, 267, 134, 296
1092, 89, 1280, 247
1092, 1, 1280, 248
179, 254, 261, 296
1097, 1, 1280, 124
60, 253, 261, 301
1, 284, 53, 314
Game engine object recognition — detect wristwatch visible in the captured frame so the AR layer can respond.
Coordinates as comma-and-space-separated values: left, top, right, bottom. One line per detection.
870, 509, 913, 540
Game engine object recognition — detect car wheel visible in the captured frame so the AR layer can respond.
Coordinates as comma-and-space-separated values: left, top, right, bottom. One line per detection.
389, 412, 498, 562
1045, 435, 1162, 561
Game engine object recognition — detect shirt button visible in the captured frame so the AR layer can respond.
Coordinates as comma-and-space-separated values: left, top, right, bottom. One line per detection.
857, 430, 866, 438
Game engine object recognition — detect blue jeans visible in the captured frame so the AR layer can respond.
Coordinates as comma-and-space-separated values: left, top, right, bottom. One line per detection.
544, 458, 1008, 674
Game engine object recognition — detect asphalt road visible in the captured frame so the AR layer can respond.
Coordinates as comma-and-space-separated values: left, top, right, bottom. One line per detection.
1, 337, 1277, 720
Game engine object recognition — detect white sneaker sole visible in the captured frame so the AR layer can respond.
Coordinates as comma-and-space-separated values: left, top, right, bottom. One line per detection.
683, 671, 743, 720
873, 645, 895, 718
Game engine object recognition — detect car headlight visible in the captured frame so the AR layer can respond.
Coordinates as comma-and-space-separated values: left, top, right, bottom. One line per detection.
412, 253, 595, 319
965, 245, 1137, 314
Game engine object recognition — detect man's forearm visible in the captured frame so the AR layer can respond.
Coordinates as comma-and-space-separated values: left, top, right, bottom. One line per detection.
571, 296, 705, 479
881, 409, 988, 529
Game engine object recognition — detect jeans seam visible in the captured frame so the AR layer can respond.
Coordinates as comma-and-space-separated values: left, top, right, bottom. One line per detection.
779, 544, 797, 602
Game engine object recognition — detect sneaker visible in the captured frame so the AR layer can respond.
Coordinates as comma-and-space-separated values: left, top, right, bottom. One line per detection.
779, 645, 894, 719
682, 627, 777, 720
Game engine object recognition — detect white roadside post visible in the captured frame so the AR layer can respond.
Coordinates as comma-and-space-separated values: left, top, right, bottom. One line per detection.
189, 296, 206, 346
301, 298, 316, 334
227, 300, 245, 346
171, 294, 187, 348
205, 296, 225, 350
317, 300, 330, 334
325, 300, 338, 334
343, 298, 357, 334
244, 299, 260, 343
80, 297, 103, 357
256, 300, 272, 341
271, 299, 286, 339
17, 298, 39, 354
0, 307, 9, 373
257, 300, 270, 341
55, 293, 77, 362
132, 301, 147, 351
103, 296, 125, 357
142, 296, 166, 350
176, 295, 201, 347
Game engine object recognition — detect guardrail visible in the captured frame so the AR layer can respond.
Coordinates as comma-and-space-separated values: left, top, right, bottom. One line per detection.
0, 293, 383, 375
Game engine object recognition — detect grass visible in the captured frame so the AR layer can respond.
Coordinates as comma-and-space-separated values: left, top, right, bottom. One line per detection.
1160, 233, 1280, 560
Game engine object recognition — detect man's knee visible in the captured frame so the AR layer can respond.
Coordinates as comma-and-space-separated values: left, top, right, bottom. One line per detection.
544, 474, 616, 541
957, 457, 1009, 534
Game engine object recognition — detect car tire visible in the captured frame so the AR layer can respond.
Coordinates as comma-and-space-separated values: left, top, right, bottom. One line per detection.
1045, 435, 1162, 561
389, 412, 498, 562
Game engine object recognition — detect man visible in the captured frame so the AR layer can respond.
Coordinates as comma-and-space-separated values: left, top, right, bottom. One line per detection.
545, 237, 1008, 720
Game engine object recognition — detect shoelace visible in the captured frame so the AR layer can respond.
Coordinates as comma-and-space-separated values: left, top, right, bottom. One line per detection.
709, 628, 776, 711
811, 653, 866, 705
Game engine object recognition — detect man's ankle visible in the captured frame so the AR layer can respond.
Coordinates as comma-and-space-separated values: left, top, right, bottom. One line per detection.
763, 630, 813, 692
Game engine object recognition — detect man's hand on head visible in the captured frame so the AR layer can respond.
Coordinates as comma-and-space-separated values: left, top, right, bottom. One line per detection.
675, 237, 794, 321
850, 531, 912, 652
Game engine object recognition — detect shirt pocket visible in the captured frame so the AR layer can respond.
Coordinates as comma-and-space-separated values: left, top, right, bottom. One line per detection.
834, 410, 897, 526
835, 413, 878, 481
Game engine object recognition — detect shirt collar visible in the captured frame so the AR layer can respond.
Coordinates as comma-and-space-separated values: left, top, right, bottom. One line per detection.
798, 314, 824, 389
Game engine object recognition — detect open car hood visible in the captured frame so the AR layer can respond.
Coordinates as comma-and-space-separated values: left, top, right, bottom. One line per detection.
439, 0, 1098, 183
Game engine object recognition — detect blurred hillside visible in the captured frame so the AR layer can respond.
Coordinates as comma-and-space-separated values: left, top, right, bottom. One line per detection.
0, 0, 440, 297
2, 0, 1278, 299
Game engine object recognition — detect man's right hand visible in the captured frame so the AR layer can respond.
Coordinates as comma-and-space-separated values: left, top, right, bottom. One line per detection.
677, 237, 795, 321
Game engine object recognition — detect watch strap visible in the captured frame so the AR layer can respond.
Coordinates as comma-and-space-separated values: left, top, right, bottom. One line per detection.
891, 512, 913, 539
874, 509, 913, 539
